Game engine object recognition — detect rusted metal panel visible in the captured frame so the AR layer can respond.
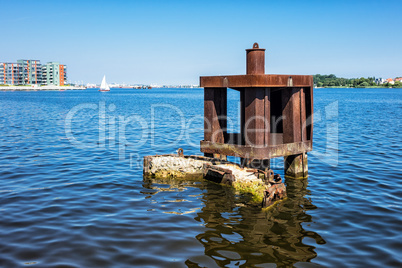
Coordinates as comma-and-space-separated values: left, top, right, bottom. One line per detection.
200, 140, 312, 159
282, 87, 302, 144
240, 88, 245, 145
204, 87, 227, 143
301, 87, 307, 142
204, 88, 214, 142
225, 133, 242, 145
270, 133, 283, 145
217, 88, 227, 143
244, 88, 265, 147
264, 88, 271, 146
200, 74, 313, 88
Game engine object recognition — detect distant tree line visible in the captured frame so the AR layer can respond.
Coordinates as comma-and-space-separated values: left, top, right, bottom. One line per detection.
313, 74, 402, 88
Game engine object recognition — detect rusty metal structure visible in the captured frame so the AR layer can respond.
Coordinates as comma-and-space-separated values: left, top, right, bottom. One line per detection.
200, 43, 313, 178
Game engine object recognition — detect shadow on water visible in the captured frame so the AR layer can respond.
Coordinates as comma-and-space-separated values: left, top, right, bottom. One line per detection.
142, 176, 326, 267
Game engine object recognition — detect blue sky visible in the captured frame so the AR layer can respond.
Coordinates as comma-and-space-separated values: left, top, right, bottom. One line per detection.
1, 0, 401, 85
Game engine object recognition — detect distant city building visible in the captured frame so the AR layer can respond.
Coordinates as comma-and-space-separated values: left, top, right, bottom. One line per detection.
86, 83, 97, 88
0, 59, 67, 86
385, 78, 395, 85
375, 78, 384, 85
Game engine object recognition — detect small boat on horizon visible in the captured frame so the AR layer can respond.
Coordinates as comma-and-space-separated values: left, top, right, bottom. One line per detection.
99, 75, 110, 92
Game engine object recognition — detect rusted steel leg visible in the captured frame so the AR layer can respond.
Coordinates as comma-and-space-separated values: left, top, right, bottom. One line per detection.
284, 152, 308, 178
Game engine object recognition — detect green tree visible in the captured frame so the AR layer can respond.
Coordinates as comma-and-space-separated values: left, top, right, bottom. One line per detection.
393, 81, 402, 88
360, 82, 370, 87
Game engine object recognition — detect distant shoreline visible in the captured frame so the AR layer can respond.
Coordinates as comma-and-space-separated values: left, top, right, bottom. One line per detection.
315, 86, 401, 89
0, 86, 86, 91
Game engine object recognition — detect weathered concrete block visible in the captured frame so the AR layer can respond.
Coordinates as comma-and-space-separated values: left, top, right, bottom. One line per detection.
144, 155, 206, 179
284, 153, 308, 178
143, 154, 287, 207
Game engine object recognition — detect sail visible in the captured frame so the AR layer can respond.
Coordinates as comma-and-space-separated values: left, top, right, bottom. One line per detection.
100, 75, 110, 91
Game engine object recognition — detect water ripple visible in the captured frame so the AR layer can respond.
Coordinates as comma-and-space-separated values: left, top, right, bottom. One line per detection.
0, 88, 401, 267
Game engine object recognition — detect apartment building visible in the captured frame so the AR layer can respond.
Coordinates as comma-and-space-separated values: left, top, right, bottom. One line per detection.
0, 59, 67, 86
17, 60, 42, 85
0, 62, 23, 85
42, 62, 67, 86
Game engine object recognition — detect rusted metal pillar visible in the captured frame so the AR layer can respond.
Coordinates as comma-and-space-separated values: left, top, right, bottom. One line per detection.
244, 88, 265, 146
242, 43, 270, 170
246, 43, 265, 74
204, 87, 227, 159
284, 153, 308, 178
282, 87, 301, 143
282, 87, 308, 178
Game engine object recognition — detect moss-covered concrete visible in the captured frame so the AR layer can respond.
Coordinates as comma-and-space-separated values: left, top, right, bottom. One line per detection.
143, 154, 286, 207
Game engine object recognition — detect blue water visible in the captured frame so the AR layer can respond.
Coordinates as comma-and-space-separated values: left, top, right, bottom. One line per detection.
0, 88, 401, 267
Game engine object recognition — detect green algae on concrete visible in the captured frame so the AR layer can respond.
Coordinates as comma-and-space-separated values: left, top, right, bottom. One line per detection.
232, 180, 267, 204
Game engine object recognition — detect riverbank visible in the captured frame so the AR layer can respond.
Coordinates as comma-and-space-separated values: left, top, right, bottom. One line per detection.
0, 86, 86, 91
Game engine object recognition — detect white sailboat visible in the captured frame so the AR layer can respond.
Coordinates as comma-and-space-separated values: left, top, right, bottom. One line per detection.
99, 75, 110, 92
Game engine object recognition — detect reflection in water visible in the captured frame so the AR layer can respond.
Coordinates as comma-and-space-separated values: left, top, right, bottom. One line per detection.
143, 176, 326, 267
142, 176, 204, 215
